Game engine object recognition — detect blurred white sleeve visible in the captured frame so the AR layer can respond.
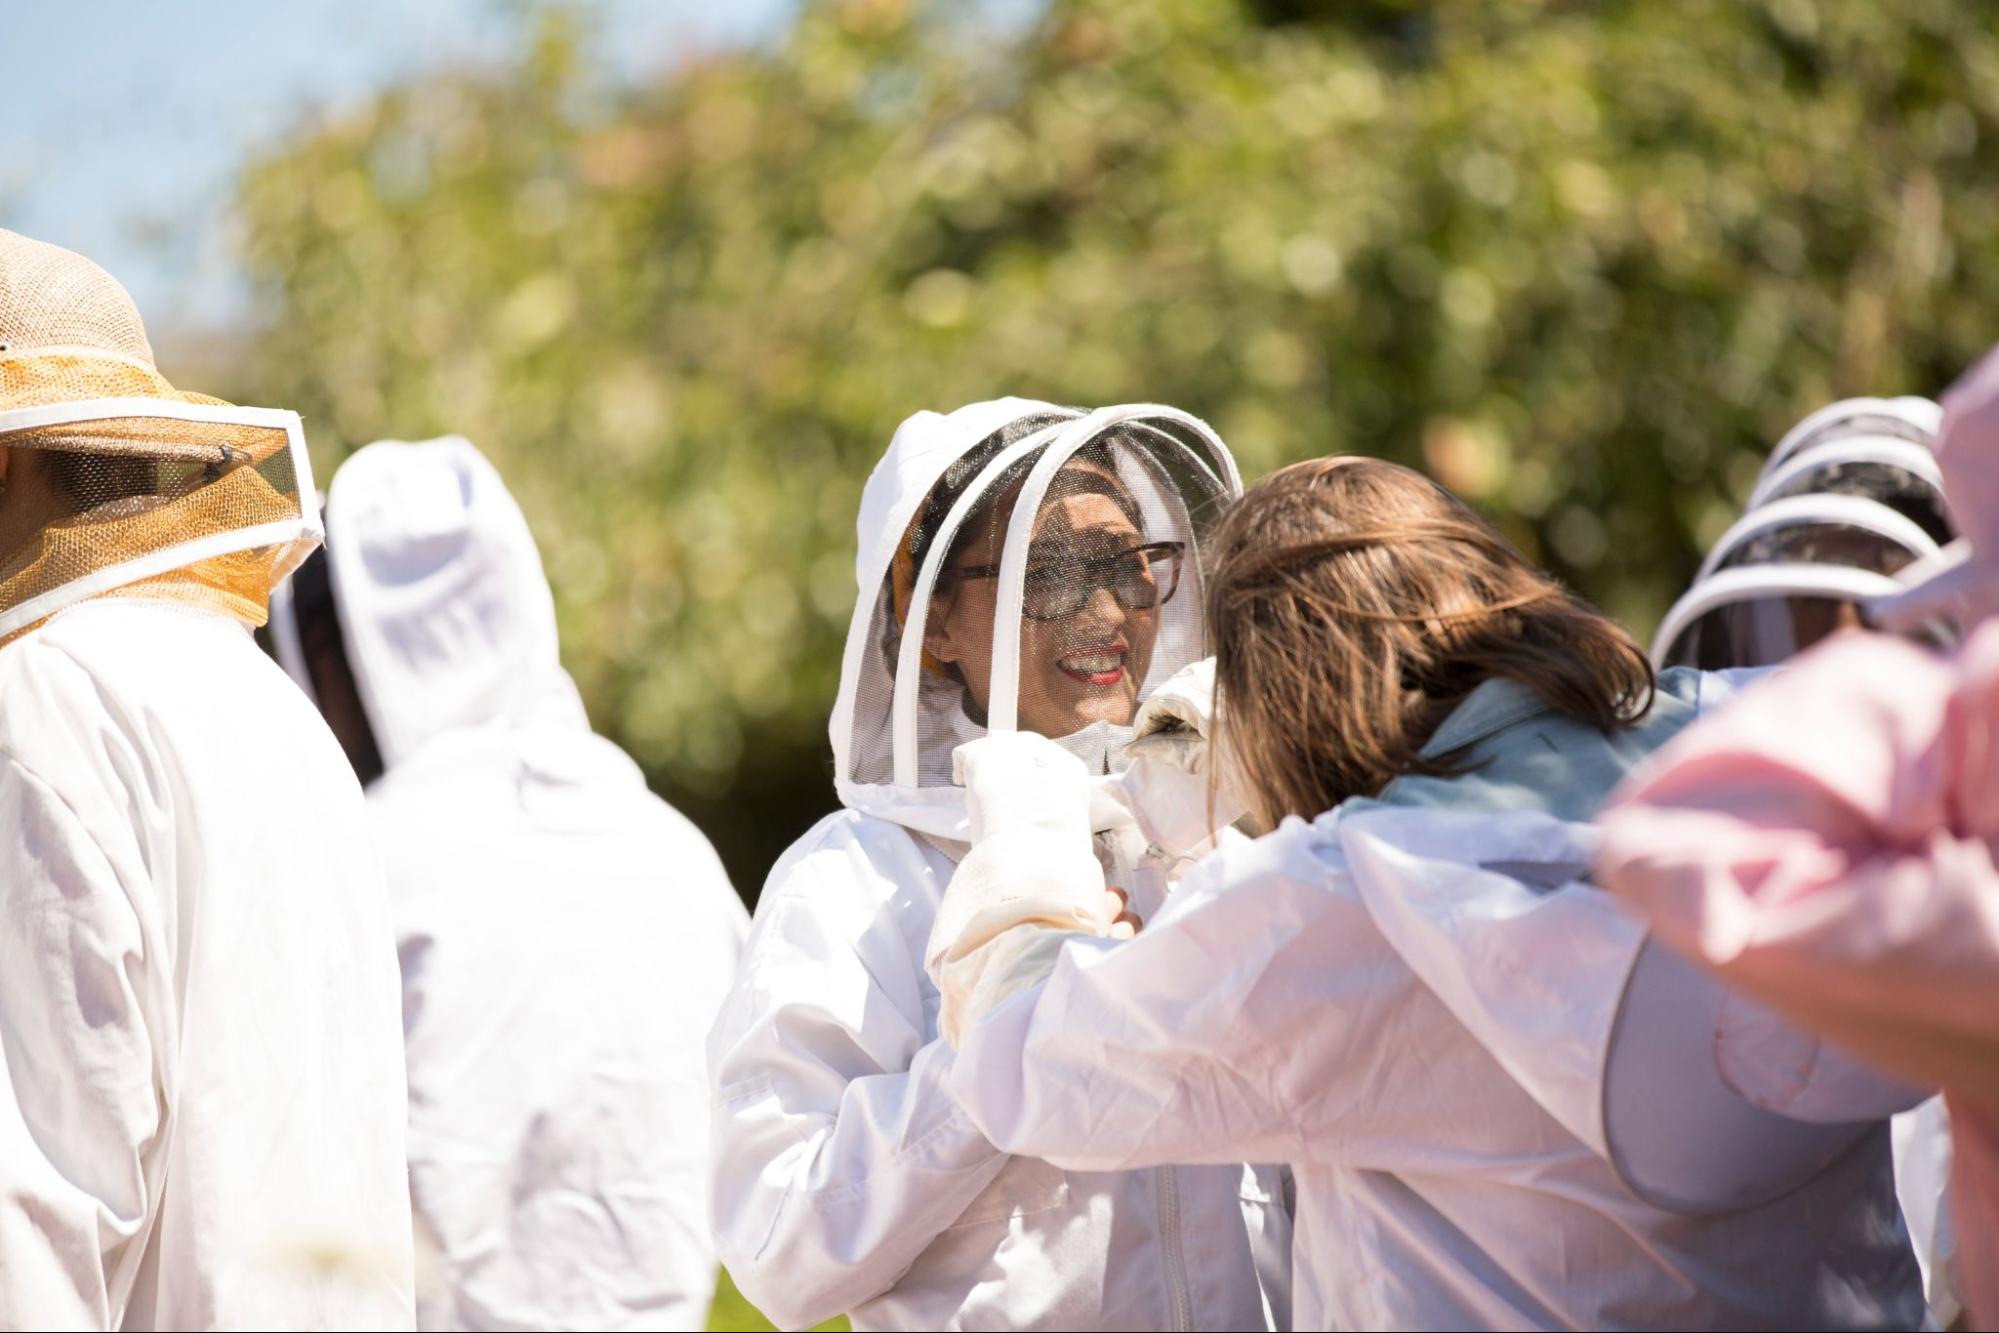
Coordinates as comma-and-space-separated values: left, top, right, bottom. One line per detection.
706, 830, 1010, 1330
0, 756, 166, 1328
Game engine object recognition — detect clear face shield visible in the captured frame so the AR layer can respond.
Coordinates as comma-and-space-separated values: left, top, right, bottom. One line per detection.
845, 407, 1238, 798
0, 398, 320, 643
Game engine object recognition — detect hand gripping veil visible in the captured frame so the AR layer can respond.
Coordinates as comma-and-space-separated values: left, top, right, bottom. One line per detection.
0, 230, 319, 644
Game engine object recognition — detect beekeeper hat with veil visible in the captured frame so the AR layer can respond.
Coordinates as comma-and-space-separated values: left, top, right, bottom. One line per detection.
0, 228, 318, 645
832, 397, 1240, 850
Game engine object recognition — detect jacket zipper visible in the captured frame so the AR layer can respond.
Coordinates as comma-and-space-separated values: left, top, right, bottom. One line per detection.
1158, 1165, 1192, 1331
1102, 830, 1193, 1332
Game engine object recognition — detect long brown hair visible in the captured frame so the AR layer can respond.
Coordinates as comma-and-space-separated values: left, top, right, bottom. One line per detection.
1206, 456, 1654, 829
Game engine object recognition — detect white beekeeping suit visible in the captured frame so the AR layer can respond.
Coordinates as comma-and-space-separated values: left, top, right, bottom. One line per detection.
706, 399, 1293, 1331
0, 229, 415, 1327
932, 785, 1930, 1331
267, 435, 748, 1331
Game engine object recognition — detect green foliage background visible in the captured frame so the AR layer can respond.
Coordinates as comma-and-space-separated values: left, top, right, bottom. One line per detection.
234, 0, 1999, 891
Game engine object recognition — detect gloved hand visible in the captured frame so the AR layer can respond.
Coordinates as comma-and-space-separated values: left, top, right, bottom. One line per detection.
1107, 658, 1249, 870
927, 731, 1118, 1046
1124, 657, 1221, 773
955, 728, 1097, 845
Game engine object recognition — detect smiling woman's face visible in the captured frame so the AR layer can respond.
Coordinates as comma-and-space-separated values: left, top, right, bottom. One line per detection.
925, 460, 1159, 739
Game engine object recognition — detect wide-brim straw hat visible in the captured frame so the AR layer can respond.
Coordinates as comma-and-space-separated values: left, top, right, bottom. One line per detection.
0, 227, 299, 464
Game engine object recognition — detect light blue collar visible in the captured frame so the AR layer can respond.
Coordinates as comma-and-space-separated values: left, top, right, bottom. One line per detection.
1417, 677, 1551, 759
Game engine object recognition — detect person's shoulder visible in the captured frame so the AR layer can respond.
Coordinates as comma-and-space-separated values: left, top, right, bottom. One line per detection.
747, 809, 947, 951
725, 810, 947, 1010
632, 784, 727, 861
0, 611, 100, 714
624, 785, 752, 919
0, 602, 256, 764
0, 602, 369, 870
1655, 663, 1767, 713
5, 601, 286, 707
24, 597, 243, 652
761, 809, 932, 901
1164, 811, 1346, 918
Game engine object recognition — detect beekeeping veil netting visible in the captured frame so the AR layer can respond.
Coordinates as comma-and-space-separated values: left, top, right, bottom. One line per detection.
837, 404, 1240, 828
1747, 436, 1954, 546
0, 229, 318, 645
1652, 493, 1946, 670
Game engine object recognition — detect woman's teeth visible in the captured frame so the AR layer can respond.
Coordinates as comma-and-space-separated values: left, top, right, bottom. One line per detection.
1058, 649, 1127, 684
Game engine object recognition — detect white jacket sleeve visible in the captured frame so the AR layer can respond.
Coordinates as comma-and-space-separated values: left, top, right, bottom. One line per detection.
0, 756, 167, 1328
707, 826, 1011, 1329
943, 818, 1418, 1173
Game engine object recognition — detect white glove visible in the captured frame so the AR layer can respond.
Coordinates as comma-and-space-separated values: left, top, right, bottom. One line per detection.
927, 731, 1115, 1046
1108, 658, 1249, 868
955, 728, 1096, 845
1124, 657, 1220, 774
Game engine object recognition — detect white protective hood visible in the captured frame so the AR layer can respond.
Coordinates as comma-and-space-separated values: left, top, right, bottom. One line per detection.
322, 436, 587, 771
830, 398, 1242, 842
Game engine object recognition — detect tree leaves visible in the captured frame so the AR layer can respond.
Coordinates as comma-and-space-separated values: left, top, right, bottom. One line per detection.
234, 0, 1999, 884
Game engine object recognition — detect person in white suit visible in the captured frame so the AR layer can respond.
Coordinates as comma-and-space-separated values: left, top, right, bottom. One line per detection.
268, 436, 747, 1330
929, 455, 1929, 1330
0, 229, 414, 1328
706, 399, 1293, 1331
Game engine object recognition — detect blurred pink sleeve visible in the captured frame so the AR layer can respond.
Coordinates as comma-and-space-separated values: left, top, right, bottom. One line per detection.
1597, 622, 1999, 1103
1599, 625, 1999, 1325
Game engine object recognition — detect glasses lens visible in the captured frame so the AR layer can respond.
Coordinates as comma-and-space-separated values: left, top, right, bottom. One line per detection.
1113, 548, 1163, 611
1021, 562, 1070, 619
1019, 544, 1183, 620
1130, 545, 1183, 610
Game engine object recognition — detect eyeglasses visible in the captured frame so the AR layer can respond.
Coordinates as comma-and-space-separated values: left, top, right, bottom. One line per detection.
943, 540, 1186, 621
